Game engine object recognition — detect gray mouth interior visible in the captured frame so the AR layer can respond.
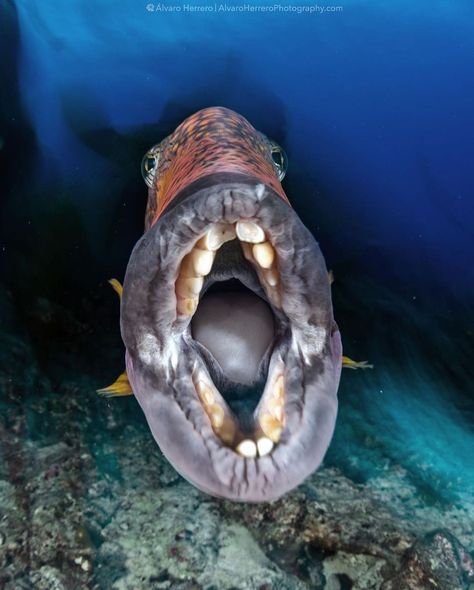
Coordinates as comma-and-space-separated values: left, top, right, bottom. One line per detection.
191, 240, 277, 432
191, 280, 275, 386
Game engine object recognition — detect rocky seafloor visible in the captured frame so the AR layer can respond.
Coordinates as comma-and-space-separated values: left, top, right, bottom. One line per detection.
0, 286, 473, 590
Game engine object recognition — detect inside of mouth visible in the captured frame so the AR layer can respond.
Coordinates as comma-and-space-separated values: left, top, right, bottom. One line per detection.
191, 278, 275, 433
191, 278, 275, 386
175, 222, 287, 458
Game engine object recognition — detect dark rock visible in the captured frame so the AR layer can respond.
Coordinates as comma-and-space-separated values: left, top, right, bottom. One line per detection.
382, 529, 474, 590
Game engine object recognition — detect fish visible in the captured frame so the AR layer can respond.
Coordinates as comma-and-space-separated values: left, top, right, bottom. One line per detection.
101, 106, 346, 501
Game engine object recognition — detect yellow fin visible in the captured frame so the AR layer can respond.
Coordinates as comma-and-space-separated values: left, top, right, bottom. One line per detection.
108, 278, 123, 299
342, 356, 374, 370
97, 371, 133, 397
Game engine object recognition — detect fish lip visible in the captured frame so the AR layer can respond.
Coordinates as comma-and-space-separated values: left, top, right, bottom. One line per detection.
126, 329, 342, 502
121, 178, 342, 501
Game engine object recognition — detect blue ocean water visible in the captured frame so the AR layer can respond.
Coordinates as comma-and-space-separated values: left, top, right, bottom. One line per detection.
1, 0, 473, 510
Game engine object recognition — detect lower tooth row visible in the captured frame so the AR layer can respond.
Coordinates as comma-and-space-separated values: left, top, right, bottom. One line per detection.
259, 415, 283, 443
194, 373, 285, 458
236, 436, 275, 458
236, 439, 257, 457
195, 379, 236, 445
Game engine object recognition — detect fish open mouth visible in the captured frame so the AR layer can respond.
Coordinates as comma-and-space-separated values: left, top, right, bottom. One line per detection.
121, 176, 342, 501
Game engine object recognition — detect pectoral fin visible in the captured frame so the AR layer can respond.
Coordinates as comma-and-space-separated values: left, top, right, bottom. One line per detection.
97, 279, 133, 397
327, 275, 371, 370
342, 356, 374, 370
108, 278, 123, 298
97, 371, 133, 397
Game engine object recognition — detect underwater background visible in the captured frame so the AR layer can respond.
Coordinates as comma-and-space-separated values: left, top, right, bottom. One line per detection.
0, 0, 473, 588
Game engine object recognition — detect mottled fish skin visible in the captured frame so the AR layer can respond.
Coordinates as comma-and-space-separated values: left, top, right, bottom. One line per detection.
121, 107, 342, 502
144, 106, 289, 228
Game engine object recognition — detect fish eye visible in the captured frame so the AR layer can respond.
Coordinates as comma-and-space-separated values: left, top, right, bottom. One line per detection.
268, 141, 288, 181
260, 134, 288, 181
141, 145, 161, 188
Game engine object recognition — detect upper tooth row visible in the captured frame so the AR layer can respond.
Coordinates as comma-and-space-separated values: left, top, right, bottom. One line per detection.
176, 221, 279, 317
241, 242, 280, 308
181, 248, 215, 278
197, 223, 237, 250
235, 221, 265, 244
253, 241, 275, 268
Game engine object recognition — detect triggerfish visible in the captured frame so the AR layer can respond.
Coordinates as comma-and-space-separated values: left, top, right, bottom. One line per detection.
100, 107, 361, 501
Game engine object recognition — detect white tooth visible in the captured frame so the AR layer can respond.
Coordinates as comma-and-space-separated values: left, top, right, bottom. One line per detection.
208, 404, 225, 429
219, 417, 236, 445
252, 242, 275, 269
176, 296, 198, 316
257, 437, 274, 457
236, 221, 265, 244
191, 248, 214, 276
176, 276, 203, 298
268, 396, 282, 413
273, 375, 284, 398
196, 380, 214, 405
236, 439, 257, 458
273, 406, 284, 422
259, 414, 283, 443
202, 389, 215, 406
263, 268, 279, 287
198, 224, 236, 251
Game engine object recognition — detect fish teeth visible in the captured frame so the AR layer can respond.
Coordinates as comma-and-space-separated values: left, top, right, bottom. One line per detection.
263, 268, 279, 287
236, 439, 257, 458
190, 248, 215, 276
197, 223, 236, 251
219, 417, 237, 446
184, 221, 285, 456
176, 247, 214, 316
258, 374, 285, 443
252, 242, 275, 269
273, 375, 284, 398
176, 297, 198, 316
176, 276, 204, 298
194, 368, 283, 455
259, 415, 283, 443
208, 404, 225, 429
236, 221, 265, 243
195, 380, 215, 405
256, 437, 274, 457
194, 375, 236, 445
237, 230, 280, 308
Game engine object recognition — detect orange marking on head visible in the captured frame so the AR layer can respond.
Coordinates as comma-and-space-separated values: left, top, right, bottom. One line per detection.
145, 107, 289, 229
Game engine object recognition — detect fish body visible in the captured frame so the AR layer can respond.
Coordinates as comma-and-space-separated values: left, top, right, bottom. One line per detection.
117, 107, 343, 501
